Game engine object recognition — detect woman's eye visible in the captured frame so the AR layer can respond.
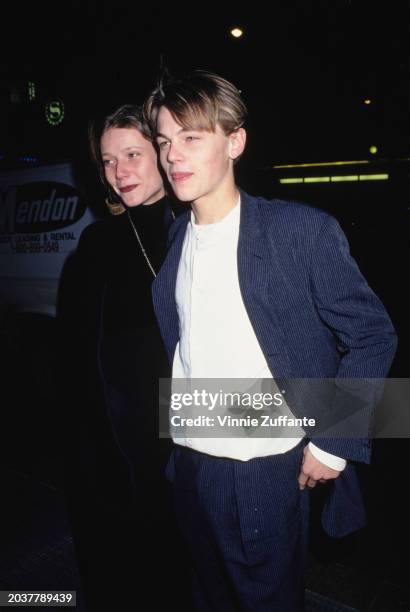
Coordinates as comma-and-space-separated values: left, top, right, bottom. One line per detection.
102, 159, 114, 166
157, 140, 169, 148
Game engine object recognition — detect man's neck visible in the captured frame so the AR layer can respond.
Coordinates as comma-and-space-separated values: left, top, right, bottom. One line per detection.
191, 186, 240, 225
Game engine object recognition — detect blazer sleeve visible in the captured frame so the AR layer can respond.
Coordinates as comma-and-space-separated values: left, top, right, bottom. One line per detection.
307, 214, 397, 462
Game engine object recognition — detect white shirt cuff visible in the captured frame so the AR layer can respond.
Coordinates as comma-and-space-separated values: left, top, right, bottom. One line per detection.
308, 442, 347, 471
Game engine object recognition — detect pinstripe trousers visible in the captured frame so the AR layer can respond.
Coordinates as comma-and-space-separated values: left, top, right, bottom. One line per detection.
167, 441, 309, 611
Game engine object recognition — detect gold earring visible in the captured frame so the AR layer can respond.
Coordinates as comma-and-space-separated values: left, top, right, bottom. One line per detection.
105, 197, 126, 216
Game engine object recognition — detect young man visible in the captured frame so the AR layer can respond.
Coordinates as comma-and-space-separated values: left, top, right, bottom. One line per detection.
144, 71, 397, 611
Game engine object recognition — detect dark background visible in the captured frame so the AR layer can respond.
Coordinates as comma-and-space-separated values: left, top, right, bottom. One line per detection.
1, 0, 409, 167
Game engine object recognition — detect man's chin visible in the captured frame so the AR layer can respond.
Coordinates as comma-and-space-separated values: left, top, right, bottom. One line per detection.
173, 192, 194, 203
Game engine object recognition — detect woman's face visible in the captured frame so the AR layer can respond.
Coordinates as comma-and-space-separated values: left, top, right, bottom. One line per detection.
100, 127, 165, 207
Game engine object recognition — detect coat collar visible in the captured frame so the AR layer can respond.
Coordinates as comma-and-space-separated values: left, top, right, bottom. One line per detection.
238, 189, 265, 259
160, 188, 262, 274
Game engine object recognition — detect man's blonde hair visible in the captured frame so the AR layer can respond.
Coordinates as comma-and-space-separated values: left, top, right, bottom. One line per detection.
144, 70, 247, 136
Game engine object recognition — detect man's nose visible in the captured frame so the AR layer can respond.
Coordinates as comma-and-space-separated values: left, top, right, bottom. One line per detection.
166, 142, 182, 163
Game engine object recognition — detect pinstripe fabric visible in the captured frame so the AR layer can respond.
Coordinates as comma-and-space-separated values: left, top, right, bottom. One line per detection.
153, 191, 397, 540
168, 443, 309, 611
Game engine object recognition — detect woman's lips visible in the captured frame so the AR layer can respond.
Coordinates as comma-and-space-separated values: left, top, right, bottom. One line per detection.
171, 173, 193, 182
119, 184, 138, 193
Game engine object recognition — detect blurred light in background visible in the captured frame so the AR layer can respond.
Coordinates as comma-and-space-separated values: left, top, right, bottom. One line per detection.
230, 27, 243, 38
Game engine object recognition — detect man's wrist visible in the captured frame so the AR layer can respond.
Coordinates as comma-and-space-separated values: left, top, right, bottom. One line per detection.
308, 442, 347, 471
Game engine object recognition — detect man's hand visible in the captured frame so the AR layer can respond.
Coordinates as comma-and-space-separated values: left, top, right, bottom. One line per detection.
298, 446, 341, 490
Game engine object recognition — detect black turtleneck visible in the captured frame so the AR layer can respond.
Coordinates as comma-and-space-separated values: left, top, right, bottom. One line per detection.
86, 195, 173, 392
102, 195, 170, 333
64, 195, 174, 395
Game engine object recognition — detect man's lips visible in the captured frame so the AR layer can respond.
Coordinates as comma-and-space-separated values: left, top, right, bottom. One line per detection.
171, 172, 193, 182
119, 184, 138, 193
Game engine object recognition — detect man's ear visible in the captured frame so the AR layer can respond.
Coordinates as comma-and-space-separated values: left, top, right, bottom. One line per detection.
228, 128, 246, 160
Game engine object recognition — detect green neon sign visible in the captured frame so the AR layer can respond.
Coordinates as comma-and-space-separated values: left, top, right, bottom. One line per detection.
28, 81, 36, 101
45, 99, 65, 126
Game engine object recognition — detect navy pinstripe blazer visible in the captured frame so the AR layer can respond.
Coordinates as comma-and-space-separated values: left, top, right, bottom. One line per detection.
152, 190, 397, 537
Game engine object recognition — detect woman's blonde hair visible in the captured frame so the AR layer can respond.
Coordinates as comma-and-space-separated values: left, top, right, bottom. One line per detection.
88, 104, 152, 167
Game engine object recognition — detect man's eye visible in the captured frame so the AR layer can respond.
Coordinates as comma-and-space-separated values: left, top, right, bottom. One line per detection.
185, 136, 198, 142
129, 152, 141, 159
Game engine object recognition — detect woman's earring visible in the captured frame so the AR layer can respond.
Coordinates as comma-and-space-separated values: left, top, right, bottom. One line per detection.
99, 167, 126, 215
105, 186, 125, 215
105, 196, 126, 216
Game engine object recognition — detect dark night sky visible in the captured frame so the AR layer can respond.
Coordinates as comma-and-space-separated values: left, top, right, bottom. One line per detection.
1, 0, 409, 168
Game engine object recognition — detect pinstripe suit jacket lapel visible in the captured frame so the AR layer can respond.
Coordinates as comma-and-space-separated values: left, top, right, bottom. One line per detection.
238, 190, 292, 376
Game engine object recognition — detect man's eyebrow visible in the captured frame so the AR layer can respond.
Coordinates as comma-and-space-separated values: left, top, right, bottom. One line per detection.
156, 128, 199, 139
